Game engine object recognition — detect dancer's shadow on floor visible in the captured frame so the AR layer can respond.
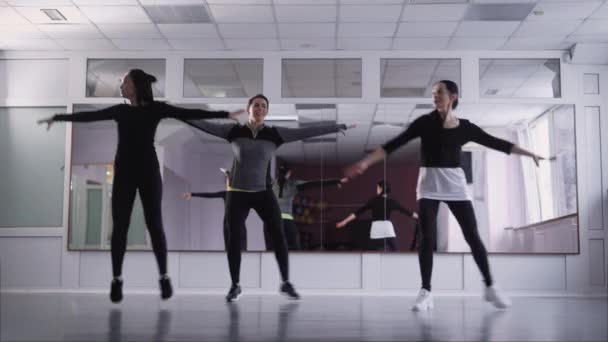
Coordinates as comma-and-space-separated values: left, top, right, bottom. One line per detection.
107, 307, 172, 341
412, 308, 507, 342
225, 300, 300, 342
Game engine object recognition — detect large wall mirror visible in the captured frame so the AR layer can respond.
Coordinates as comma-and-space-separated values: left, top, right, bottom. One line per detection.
68, 102, 578, 254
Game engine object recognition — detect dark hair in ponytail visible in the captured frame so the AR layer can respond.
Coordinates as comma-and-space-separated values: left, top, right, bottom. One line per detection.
435, 80, 459, 110
377, 180, 390, 195
277, 164, 290, 198
128, 69, 157, 106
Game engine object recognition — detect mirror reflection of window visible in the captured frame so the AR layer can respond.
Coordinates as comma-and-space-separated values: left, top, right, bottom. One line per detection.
444, 104, 577, 253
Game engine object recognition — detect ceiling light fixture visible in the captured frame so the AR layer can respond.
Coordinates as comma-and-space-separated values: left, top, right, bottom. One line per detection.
41, 9, 67, 21
265, 116, 299, 121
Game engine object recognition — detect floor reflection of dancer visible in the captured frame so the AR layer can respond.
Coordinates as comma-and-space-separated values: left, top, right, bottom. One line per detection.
38, 69, 243, 303
345, 80, 545, 311
183, 94, 353, 302
265, 164, 348, 251
181, 169, 247, 251
336, 180, 418, 251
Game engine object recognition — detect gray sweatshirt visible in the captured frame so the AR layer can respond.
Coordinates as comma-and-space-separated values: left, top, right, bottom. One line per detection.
184, 120, 347, 191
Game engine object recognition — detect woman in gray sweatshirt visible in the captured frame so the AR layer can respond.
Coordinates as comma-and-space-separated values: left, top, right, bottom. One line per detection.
183, 94, 351, 302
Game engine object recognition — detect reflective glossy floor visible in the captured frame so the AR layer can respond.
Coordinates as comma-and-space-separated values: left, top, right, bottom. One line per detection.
1, 292, 606, 341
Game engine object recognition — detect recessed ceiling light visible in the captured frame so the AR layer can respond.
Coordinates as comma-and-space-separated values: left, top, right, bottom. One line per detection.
295, 104, 336, 110
143, 5, 212, 24
464, 3, 535, 21
41, 9, 67, 21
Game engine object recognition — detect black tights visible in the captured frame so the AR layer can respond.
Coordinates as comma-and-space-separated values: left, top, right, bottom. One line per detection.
418, 198, 493, 291
111, 164, 168, 277
264, 219, 301, 251
225, 190, 289, 285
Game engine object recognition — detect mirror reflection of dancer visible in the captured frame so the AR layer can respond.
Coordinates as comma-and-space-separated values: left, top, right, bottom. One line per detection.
181, 169, 247, 251
38, 69, 244, 303
345, 80, 545, 311
336, 181, 418, 251
183, 94, 353, 302
265, 165, 348, 251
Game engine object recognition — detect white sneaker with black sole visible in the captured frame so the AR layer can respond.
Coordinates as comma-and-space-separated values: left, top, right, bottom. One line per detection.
484, 285, 511, 309
411, 288, 433, 311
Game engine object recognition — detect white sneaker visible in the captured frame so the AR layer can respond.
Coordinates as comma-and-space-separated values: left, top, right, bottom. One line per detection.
411, 289, 434, 311
484, 285, 511, 309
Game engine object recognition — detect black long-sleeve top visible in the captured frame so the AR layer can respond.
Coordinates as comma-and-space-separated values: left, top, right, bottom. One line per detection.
52, 102, 228, 166
382, 110, 513, 167
354, 195, 415, 221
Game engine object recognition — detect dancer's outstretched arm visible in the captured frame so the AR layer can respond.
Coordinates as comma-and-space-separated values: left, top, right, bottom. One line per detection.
468, 122, 545, 166
37, 105, 122, 130
336, 199, 372, 228
192, 191, 227, 199
511, 145, 546, 167
392, 200, 418, 219
181, 191, 227, 200
183, 120, 239, 141
162, 103, 244, 121
275, 123, 353, 144
296, 178, 348, 191
345, 118, 423, 179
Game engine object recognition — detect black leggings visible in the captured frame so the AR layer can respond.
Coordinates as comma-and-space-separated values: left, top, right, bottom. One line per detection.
264, 218, 301, 251
225, 190, 289, 285
418, 198, 493, 291
110, 164, 168, 277
223, 217, 247, 251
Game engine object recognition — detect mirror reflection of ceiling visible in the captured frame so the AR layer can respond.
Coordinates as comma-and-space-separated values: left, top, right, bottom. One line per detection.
183, 59, 263, 98
281, 59, 362, 98
85, 59, 166, 98
74, 103, 556, 166
479, 58, 561, 98
380, 59, 461, 98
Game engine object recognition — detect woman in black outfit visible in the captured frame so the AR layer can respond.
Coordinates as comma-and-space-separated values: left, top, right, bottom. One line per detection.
336, 180, 418, 251
345, 80, 544, 311
38, 69, 243, 303
181, 169, 247, 251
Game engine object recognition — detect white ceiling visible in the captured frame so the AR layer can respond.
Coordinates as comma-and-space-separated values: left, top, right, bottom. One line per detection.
1, 0, 607, 51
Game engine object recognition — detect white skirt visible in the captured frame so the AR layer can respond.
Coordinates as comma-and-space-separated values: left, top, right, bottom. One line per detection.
370, 220, 396, 239
416, 167, 472, 201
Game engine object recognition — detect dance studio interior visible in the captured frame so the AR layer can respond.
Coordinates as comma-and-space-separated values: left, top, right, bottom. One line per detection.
1, 0, 607, 341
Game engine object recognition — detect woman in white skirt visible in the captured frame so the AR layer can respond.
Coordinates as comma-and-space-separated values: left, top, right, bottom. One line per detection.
345, 80, 544, 311
336, 180, 418, 251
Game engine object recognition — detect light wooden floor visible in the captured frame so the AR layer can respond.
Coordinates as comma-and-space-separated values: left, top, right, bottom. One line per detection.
1, 293, 606, 341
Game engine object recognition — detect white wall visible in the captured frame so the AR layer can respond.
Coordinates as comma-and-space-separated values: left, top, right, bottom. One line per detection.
0, 51, 606, 296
